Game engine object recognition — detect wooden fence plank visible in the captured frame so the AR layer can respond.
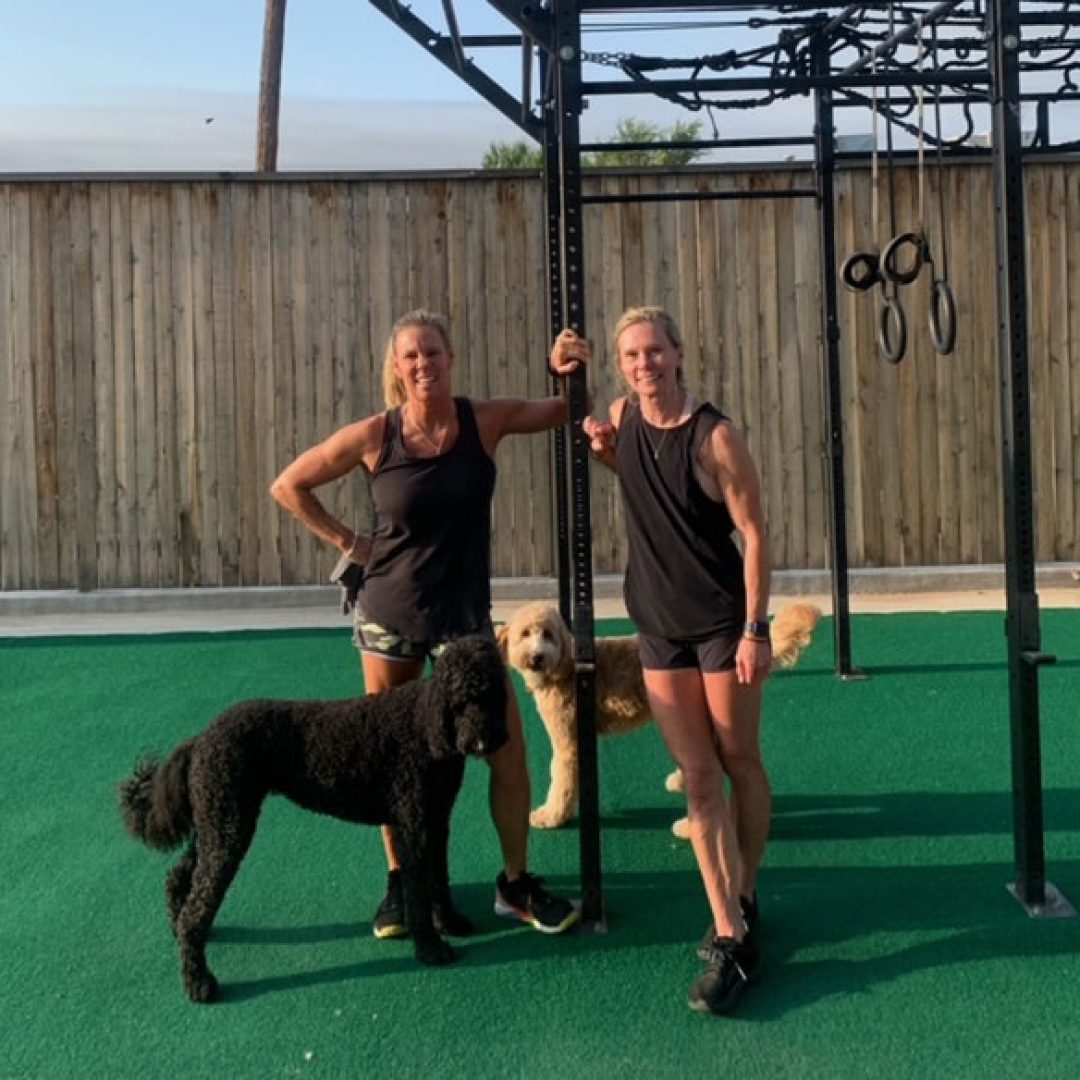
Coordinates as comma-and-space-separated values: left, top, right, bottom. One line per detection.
189, 182, 220, 586
229, 184, 258, 585
0, 187, 21, 587
3, 188, 39, 586
170, 184, 199, 586
250, 181, 279, 585
968, 165, 1002, 562
1044, 166, 1073, 559
1067, 168, 1080, 562
210, 185, 239, 584
151, 183, 179, 586
88, 185, 117, 584
49, 183, 81, 588
108, 184, 139, 585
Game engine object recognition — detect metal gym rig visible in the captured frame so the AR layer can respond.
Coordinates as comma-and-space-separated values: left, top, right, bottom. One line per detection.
366, 0, 1078, 924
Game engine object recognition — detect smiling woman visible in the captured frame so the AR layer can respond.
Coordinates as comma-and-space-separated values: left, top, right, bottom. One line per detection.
571, 304, 774, 1016
270, 307, 585, 944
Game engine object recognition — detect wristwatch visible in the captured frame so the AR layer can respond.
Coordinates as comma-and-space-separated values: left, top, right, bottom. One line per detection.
744, 619, 771, 641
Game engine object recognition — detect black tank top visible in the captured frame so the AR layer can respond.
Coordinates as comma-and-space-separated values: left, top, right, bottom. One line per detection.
616, 398, 746, 640
359, 398, 497, 641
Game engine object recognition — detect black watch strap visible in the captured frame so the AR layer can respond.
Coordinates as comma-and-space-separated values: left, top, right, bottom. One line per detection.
744, 619, 770, 638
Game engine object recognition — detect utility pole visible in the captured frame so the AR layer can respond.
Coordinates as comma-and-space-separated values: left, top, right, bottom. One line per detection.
256, 0, 287, 171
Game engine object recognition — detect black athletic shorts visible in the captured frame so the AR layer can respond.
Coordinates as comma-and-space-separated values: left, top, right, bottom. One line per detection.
637, 628, 741, 673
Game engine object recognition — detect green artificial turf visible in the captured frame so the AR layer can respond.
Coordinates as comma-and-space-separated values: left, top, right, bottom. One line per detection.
3, 611, 1080, 1079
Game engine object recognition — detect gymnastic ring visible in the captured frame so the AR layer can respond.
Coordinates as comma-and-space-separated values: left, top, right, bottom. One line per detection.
878, 295, 907, 364
840, 251, 881, 293
928, 277, 957, 355
882, 231, 928, 285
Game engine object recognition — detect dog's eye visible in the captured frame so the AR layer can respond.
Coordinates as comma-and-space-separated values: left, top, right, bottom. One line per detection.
542, 629, 553, 642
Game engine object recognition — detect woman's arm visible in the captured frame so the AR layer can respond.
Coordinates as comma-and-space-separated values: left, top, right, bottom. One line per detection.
700, 420, 773, 684
581, 397, 625, 472
474, 328, 588, 450
269, 415, 384, 562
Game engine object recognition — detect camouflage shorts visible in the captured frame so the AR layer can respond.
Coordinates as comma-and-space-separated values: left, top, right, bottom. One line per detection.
352, 611, 495, 662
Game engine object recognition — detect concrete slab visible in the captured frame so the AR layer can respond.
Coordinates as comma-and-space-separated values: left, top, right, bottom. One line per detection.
2, 566, 1077, 637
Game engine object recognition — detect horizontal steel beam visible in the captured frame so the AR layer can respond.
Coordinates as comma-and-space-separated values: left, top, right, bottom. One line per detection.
581, 186, 818, 205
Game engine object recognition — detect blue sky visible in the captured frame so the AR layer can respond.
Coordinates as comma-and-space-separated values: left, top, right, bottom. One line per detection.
4, 2, 1056, 173
0, 0, 830, 172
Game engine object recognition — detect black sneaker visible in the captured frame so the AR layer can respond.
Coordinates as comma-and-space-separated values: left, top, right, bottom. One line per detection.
697, 893, 759, 959
494, 871, 580, 934
372, 870, 408, 939
688, 935, 759, 1016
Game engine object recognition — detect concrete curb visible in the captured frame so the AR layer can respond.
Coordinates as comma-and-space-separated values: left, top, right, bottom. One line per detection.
2, 564, 1077, 616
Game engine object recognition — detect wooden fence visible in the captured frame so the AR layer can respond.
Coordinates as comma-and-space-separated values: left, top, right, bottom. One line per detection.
1, 163, 1078, 591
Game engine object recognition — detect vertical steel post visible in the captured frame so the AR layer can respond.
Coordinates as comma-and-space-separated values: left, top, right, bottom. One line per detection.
540, 49, 573, 623
812, 32, 860, 679
552, 0, 603, 926
989, 0, 1068, 916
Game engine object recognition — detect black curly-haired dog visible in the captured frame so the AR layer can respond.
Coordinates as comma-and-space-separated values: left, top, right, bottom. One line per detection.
118, 635, 507, 1004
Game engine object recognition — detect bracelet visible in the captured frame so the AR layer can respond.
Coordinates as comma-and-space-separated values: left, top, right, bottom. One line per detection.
743, 633, 770, 645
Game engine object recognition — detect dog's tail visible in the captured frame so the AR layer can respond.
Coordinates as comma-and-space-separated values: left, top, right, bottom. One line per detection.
117, 740, 196, 851
770, 602, 822, 669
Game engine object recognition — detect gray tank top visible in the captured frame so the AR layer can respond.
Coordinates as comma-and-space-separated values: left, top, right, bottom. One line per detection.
616, 398, 746, 640
359, 398, 496, 641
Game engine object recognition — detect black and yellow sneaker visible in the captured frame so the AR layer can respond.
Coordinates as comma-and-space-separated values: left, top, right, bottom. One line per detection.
688, 935, 759, 1016
697, 893, 759, 959
372, 870, 408, 939
494, 871, 580, 934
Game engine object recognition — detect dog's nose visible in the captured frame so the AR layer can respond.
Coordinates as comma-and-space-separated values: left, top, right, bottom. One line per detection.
527, 654, 544, 671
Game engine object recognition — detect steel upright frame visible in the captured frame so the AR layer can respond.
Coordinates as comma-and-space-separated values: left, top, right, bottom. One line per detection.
364, 0, 1077, 921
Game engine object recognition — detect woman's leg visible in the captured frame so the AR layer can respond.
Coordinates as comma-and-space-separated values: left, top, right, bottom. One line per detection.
644, 668, 745, 940
702, 673, 769, 898
485, 673, 530, 878
361, 651, 425, 871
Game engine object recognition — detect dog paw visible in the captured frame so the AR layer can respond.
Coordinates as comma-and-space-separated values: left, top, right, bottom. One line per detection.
529, 806, 570, 829
415, 936, 457, 966
433, 905, 475, 937
671, 816, 691, 840
184, 972, 220, 1004
665, 769, 684, 793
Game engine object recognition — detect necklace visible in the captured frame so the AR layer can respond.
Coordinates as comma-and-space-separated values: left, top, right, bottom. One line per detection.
641, 390, 688, 460
642, 423, 670, 461
405, 407, 449, 456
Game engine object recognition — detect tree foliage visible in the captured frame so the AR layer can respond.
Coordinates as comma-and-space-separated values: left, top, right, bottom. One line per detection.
481, 140, 544, 170
585, 118, 704, 168
482, 118, 705, 170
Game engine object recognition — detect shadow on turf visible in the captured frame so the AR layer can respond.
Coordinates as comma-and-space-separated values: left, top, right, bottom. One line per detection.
204, 856, 1080, 1011
770, 788, 1080, 840
602, 788, 1080, 841
191, 788, 1080, 1007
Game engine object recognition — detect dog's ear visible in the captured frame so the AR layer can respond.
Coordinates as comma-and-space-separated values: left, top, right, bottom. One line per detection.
430, 638, 508, 757
494, 623, 509, 660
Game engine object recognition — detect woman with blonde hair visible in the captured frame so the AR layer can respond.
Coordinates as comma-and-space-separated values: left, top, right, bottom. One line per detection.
555, 305, 773, 1015
273, 310, 587, 939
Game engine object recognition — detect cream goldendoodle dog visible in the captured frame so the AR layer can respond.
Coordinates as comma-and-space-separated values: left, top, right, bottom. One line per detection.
498, 601, 821, 837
